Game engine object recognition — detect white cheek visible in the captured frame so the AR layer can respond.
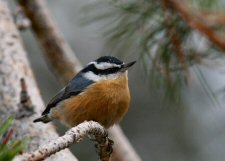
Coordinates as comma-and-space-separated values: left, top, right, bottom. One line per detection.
83, 71, 101, 81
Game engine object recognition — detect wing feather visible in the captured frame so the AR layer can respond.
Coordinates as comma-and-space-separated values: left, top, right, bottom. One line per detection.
42, 73, 94, 115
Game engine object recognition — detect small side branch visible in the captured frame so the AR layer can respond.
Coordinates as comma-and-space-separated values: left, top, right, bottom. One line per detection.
14, 7, 31, 31
16, 78, 35, 119
168, 0, 225, 51
20, 121, 113, 161
200, 11, 225, 27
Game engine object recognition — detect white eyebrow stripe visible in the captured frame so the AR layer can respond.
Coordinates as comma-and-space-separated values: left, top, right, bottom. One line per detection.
88, 61, 95, 65
89, 62, 121, 70
83, 71, 119, 81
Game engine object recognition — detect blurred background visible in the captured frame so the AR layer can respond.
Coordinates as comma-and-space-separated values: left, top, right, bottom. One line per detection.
9, 0, 225, 161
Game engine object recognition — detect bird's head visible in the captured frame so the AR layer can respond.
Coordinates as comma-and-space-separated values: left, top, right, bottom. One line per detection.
81, 56, 136, 81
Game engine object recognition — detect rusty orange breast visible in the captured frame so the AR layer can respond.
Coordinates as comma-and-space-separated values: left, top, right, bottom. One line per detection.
56, 74, 131, 128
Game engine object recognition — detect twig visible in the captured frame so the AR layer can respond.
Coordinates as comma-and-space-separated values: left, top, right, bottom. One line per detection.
20, 78, 31, 105
20, 121, 113, 161
199, 11, 225, 27
162, 1, 189, 82
14, 7, 30, 30
16, 78, 35, 119
16, 0, 142, 161
168, 0, 225, 51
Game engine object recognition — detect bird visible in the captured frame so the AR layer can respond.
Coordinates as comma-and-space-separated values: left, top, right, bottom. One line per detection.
33, 56, 136, 128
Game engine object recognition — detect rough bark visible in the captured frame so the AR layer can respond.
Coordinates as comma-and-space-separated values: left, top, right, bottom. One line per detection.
17, 121, 113, 161
0, 1, 77, 161
16, 0, 142, 160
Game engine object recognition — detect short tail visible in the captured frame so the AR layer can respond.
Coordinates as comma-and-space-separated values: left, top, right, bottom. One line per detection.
33, 114, 53, 123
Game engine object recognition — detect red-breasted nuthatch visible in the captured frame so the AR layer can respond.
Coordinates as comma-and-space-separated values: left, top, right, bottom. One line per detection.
33, 56, 136, 128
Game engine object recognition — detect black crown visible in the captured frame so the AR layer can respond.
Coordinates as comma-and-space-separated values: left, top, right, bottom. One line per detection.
95, 56, 123, 65
82, 56, 123, 75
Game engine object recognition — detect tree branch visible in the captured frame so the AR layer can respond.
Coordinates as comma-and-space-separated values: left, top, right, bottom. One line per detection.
109, 126, 141, 161
16, 0, 142, 161
18, 121, 113, 161
199, 11, 225, 27
168, 0, 225, 51
17, 0, 82, 84
162, 1, 189, 81
0, 1, 77, 161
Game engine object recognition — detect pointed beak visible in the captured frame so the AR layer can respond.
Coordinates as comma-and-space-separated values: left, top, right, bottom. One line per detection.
120, 61, 136, 72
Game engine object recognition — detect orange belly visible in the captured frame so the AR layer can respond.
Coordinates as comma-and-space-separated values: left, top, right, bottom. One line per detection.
53, 78, 130, 128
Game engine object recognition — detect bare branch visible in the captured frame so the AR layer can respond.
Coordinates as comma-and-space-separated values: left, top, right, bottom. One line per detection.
17, 0, 82, 84
0, 1, 77, 160
199, 11, 225, 27
162, 1, 189, 81
16, 0, 142, 160
18, 121, 113, 161
13, 7, 31, 30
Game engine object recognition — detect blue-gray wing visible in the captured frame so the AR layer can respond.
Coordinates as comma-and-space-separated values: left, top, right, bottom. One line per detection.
42, 73, 94, 115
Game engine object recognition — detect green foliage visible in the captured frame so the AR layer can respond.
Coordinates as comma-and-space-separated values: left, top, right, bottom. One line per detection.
81, 0, 225, 105
0, 117, 28, 161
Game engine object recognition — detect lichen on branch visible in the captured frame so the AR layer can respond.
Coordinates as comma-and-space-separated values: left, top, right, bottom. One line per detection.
19, 121, 113, 161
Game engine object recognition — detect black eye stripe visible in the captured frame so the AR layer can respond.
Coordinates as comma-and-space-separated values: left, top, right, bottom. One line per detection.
101, 67, 120, 75
82, 64, 121, 75
82, 64, 97, 74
